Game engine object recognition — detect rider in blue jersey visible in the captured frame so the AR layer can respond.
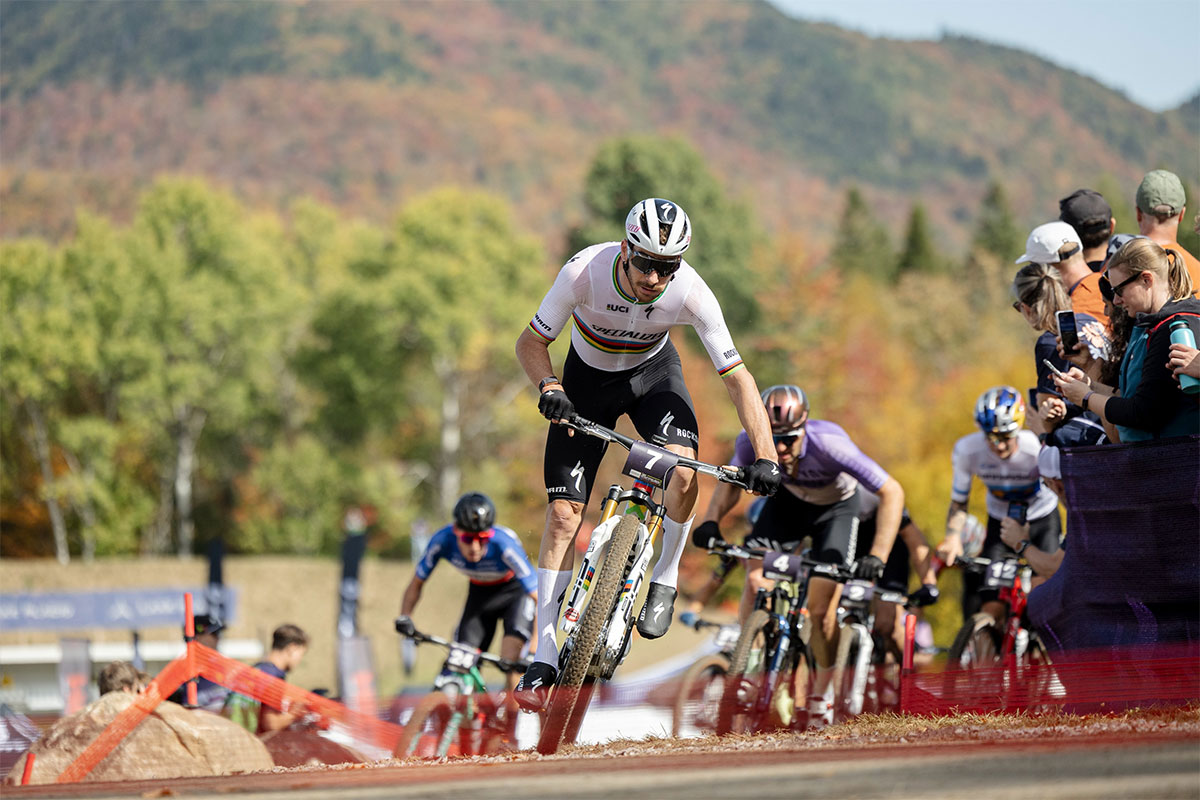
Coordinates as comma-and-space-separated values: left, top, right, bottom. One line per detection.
395, 493, 537, 699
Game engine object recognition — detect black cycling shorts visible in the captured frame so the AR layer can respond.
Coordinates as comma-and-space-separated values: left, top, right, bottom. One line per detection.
544, 341, 698, 504
454, 579, 535, 652
852, 512, 913, 594
961, 512, 1062, 621
744, 487, 861, 567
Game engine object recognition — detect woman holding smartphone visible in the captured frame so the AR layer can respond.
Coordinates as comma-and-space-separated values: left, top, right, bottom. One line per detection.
1054, 238, 1199, 441
1010, 263, 1109, 446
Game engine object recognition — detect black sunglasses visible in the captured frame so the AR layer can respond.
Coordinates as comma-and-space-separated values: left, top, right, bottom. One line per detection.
627, 250, 682, 278
1098, 274, 1114, 303
773, 432, 801, 446
1104, 270, 1143, 299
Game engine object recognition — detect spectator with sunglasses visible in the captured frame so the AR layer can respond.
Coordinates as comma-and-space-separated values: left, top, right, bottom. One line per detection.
935, 387, 1061, 624
1010, 262, 1109, 447
1015, 221, 1108, 327
396, 492, 537, 701
514, 197, 781, 709
693, 384, 905, 729
1053, 237, 1200, 441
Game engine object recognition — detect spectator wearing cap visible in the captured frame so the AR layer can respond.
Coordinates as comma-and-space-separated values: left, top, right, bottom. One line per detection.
1135, 169, 1200, 294
1016, 221, 1108, 326
1054, 237, 1200, 441
1059, 189, 1115, 272
167, 613, 230, 712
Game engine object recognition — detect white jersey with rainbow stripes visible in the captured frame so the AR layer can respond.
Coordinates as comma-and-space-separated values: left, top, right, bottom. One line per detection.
527, 242, 744, 375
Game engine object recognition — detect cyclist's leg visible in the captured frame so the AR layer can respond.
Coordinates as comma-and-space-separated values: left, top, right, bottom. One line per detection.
741, 495, 796, 622
531, 349, 626, 668
977, 515, 1014, 623
628, 341, 701, 590
499, 584, 535, 696
804, 492, 860, 718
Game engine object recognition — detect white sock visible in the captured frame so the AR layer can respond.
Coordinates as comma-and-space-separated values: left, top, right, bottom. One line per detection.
648, 516, 694, 589
533, 568, 572, 667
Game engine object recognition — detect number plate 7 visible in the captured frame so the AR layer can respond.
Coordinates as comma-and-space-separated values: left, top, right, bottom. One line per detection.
622, 441, 680, 488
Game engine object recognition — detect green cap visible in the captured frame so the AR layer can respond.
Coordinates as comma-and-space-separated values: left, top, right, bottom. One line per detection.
1136, 170, 1186, 216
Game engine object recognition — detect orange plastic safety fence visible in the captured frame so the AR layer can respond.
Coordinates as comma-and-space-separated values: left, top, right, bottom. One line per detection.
193, 643, 403, 751
56, 656, 195, 782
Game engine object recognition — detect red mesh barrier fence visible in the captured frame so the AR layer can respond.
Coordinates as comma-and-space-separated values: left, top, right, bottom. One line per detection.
901, 643, 1200, 715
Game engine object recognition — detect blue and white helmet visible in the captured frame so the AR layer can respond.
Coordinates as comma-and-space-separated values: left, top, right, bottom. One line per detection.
974, 386, 1026, 437
625, 198, 691, 258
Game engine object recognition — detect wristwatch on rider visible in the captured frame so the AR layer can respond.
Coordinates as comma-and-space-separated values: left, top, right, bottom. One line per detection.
538, 375, 560, 393
1015, 539, 1031, 556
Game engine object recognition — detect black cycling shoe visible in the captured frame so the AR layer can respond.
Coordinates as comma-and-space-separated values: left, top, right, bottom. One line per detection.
514, 662, 557, 712
636, 582, 677, 639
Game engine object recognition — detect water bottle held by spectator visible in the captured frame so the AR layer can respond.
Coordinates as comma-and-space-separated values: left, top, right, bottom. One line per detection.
1168, 320, 1200, 394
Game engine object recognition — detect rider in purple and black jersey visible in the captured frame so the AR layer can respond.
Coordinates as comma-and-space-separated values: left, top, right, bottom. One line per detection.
694, 384, 906, 729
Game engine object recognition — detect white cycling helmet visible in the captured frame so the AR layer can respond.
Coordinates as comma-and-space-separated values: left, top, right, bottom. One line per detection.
625, 198, 691, 259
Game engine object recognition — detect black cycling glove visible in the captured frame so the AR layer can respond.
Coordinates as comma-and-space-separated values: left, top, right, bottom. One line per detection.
691, 520, 724, 549
909, 583, 940, 607
743, 458, 783, 496
394, 615, 416, 637
538, 389, 575, 423
853, 554, 886, 583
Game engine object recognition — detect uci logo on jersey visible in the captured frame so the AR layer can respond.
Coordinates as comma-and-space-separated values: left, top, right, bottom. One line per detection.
607, 303, 630, 313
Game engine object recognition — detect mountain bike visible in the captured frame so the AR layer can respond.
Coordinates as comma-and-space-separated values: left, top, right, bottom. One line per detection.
695, 533, 851, 735
943, 555, 1058, 709
394, 628, 529, 758
830, 581, 912, 722
536, 413, 752, 755
670, 618, 741, 737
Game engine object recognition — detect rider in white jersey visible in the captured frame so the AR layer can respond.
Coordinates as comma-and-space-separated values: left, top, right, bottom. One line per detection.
513, 198, 781, 710
936, 386, 1061, 623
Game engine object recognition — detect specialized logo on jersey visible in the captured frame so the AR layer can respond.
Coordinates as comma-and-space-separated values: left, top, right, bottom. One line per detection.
570, 461, 585, 493
660, 412, 675, 436
572, 312, 667, 354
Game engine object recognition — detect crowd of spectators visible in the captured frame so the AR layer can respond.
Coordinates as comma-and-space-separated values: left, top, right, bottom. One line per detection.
999, 168, 1199, 584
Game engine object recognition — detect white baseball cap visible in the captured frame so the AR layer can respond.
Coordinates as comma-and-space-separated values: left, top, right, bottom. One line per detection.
1015, 221, 1083, 265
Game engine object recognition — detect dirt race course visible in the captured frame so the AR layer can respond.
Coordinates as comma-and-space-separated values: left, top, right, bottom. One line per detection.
8, 713, 1200, 800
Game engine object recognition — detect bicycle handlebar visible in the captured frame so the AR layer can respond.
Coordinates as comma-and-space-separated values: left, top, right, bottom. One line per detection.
401, 629, 530, 674
563, 414, 752, 490
695, 533, 854, 583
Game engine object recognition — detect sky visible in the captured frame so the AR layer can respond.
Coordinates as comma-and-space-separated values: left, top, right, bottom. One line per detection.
769, 0, 1200, 112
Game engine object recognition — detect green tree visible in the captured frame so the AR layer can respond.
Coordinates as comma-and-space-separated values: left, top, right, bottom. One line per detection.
972, 181, 1023, 262
568, 135, 761, 334
896, 203, 944, 276
388, 188, 546, 516
831, 186, 894, 282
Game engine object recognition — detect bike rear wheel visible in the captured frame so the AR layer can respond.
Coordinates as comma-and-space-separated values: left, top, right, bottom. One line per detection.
672, 654, 729, 737
537, 513, 640, 755
717, 608, 773, 735
947, 613, 1002, 669
395, 691, 455, 758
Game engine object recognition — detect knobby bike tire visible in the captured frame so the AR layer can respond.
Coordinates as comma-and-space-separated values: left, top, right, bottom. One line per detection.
395, 691, 454, 758
947, 613, 1002, 669
671, 653, 729, 737
716, 607, 772, 735
536, 513, 640, 755
562, 677, 598, 746
832, 625, 865, 723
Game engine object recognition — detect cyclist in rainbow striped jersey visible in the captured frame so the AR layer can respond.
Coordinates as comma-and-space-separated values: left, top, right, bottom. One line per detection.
513, 198, 781, 710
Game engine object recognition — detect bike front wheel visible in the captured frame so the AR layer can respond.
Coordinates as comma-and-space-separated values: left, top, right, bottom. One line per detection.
395, 691, 455, 759
672, 654, 729, 737
717, 608, 773, 735
537, 513, 640, 755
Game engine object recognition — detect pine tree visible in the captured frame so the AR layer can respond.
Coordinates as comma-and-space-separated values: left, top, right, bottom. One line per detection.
831, 186, 894, 283
896, 204, 942, 275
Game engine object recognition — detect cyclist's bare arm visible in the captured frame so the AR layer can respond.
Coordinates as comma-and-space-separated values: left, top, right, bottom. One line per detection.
899, 520, 938, 586
399, 575, 425, 617
936, 500, 969, 565
869, 477, 905, 561
516, 328, 559, 390
722, 368, 776, 463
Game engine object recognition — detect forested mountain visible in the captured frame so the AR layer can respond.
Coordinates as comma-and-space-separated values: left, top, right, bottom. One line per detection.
2, 0, 1195, 250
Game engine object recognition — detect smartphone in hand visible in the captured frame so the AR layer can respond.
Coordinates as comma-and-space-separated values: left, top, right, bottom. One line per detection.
1043, 358, 1071, 381
1056, 310, 1080, 355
